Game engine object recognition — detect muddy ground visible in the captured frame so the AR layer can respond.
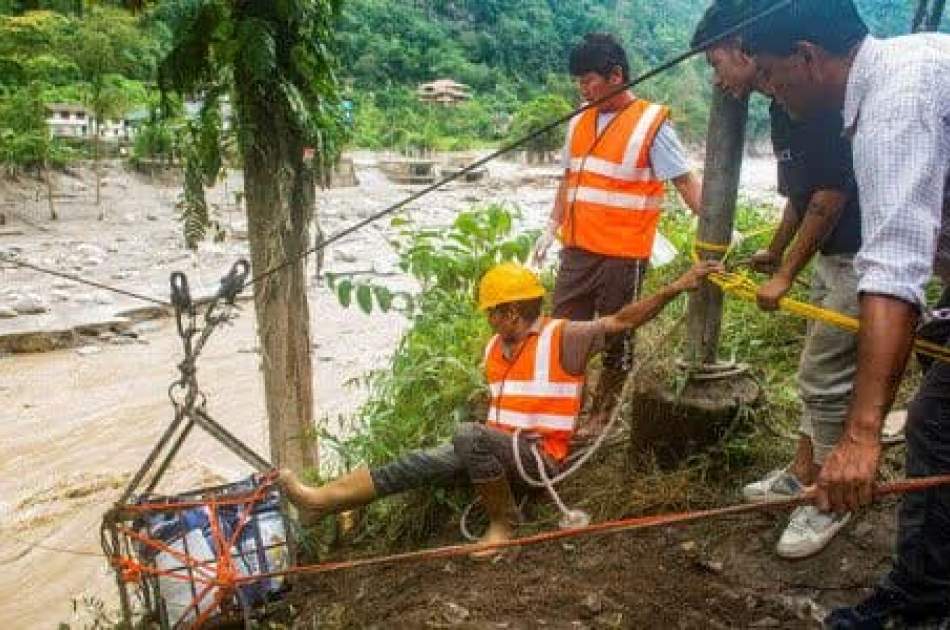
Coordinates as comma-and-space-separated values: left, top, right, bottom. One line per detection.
291, 444, 909, 630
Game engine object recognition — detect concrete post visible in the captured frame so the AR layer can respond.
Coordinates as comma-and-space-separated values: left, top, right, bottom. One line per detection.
685, 87, 749, 365
927, 0, 946, 30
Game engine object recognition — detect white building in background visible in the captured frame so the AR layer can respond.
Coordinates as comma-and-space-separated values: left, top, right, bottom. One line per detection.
183, 95, 233, 131
416, 78, 472, 106
44, 103, 136, 143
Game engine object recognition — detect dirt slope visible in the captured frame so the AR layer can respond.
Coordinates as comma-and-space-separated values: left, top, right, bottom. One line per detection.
291, 499, 899, 629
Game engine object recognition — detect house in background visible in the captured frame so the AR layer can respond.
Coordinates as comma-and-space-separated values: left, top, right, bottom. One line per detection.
45, 103, 90, 139
416, 78, 472, 106
44, 103, 136, 143
183, 95, 233, 131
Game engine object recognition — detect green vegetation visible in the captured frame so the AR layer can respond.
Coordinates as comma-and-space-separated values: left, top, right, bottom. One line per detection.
349, 205, 535, 461
338, 0, 718, 148
0, 81, 72, 175
156, 0, 345, 474
336, 0, 948, 151
510, 94, 574, 161
349, 87, 509, 153
2, 0, 948, 173
0, 6, 162, 180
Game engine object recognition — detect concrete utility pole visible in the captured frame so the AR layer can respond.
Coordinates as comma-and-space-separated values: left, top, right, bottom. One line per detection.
927, 0, 947, 30
685, 87, 749, 365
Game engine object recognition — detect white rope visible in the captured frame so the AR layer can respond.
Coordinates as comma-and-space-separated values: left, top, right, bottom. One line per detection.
458, 343, 661, 539
461, 262, 671, 539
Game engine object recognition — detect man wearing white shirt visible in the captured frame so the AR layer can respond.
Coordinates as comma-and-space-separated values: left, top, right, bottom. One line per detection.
742, 0, 950, 626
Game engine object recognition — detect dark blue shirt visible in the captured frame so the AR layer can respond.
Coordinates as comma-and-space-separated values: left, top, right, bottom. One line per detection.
769, 101, 862, 256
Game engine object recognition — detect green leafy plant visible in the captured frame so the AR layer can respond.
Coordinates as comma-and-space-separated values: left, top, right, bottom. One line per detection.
509, 93, 572, 160
176, 96, 225, 249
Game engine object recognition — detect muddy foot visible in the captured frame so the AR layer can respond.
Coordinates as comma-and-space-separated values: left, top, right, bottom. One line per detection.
469, 523, 513, 561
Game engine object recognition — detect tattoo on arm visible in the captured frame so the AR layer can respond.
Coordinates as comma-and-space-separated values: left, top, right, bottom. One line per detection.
778, 189, 848, 280
768, 200, 803, 258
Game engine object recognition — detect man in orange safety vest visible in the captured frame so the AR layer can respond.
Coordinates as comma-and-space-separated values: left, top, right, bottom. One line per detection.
279, 259, 720, 558
531, 33, 704, 438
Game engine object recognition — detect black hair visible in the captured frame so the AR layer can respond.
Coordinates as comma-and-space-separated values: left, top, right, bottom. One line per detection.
495, 297, 543, 323
568, 33, 630, 82
691, 0, 770, 49
742, 0, 868, 57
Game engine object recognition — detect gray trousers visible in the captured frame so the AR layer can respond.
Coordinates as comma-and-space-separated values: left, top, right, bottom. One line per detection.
796, 253, 859, 464
370, 423, 558, 497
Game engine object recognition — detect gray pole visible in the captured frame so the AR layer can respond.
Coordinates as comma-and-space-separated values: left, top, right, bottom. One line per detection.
913, 0, 930, 32
685, 87, 749, 365
927, 0, 946, 30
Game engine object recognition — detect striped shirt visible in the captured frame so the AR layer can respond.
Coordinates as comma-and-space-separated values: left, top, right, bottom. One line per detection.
843, 34, 950, 309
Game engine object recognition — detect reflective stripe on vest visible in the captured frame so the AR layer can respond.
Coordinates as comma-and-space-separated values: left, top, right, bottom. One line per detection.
484, 318, 584, 461
486, 407, 575, 431
561, 99, 670, 259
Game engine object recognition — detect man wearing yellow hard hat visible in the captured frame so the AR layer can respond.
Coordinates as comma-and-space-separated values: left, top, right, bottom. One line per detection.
279, 259, 720, 557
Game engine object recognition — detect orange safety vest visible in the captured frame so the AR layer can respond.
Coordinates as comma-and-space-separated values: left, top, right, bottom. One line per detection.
561, 99, 670, 259
484, 318, 585, 462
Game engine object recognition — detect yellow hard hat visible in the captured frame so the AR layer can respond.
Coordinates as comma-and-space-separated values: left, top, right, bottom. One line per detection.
478, 262, 545, 311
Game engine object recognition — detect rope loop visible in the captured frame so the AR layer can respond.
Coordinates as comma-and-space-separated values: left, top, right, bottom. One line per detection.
693, 239, 731, 257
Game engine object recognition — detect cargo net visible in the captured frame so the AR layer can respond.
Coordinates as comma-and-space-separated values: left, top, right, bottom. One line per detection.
103, 472, 292, 629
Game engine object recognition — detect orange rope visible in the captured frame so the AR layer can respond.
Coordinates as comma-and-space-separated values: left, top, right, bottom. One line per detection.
111, 474, 278, 627
120, 471, 279, 514
118, 526, 217, 583
111, 473, 950, 628
234, 474, 950, 585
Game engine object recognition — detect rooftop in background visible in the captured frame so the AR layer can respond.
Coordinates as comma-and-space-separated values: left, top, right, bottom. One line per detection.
44, 102, 136, 142
44, 103, 90, 115
416, 78, 472, 105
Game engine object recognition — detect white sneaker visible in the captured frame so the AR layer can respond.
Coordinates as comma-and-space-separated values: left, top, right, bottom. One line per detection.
741, 469, 804, 503
775, 506, 851, 559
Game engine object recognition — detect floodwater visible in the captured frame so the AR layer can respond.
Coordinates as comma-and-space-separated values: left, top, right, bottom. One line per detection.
0, 152, 779, 627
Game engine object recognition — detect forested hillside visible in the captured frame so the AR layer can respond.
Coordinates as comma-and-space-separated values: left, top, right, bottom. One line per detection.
335, 0, 948, 147
0, 0, 947, 168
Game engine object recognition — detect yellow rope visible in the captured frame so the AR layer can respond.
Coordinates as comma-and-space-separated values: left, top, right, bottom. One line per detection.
693, 239, 731, 254
708, 269, 950, 364
686, 232, 950, 363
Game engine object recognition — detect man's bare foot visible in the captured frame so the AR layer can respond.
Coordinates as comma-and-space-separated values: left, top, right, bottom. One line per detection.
276, 468, 315, 507
469, 521, 513, 561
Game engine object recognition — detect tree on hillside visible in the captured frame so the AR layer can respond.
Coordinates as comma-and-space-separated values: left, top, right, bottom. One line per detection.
0, 81, 65, 218
157, 0, 345, 474
72, 6, 151, 216
0, 10, 77, 86
509, 94, 571, 163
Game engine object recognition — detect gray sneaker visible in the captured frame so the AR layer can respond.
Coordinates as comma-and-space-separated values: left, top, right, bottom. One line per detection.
741, 468, 804, 503
776, 505, 851, 559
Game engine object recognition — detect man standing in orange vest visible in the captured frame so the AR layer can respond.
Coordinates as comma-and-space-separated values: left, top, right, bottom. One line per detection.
278, 260, 719, 558
531, 33, 704, 436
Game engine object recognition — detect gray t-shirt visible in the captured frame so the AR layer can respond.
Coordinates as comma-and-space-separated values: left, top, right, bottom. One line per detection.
561, 116, 690, 182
